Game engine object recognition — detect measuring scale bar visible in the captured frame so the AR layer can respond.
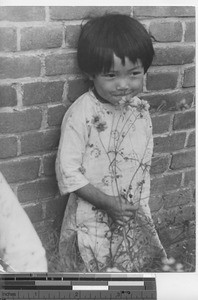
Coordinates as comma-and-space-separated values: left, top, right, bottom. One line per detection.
0, 274, 157, 299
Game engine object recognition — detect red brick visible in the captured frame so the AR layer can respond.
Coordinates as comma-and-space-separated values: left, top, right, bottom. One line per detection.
47, 104, 67, 126
151, 155, 170, 175
0, 136, 17, 159
186, 131, 195, 148
24, 203, 43, 223
146, 71, 178, 91
154, 215, 195, 251
0, 56, 41, 79
0, 85, 17, 107
184, 20, 195, 42
21, 129, 60, 155
155, 227, 174, 246
171, 150, 195, 170
173, 110, 195, 130
184, 169, 195, 186
0, 27, 17, 51
66, 25, 81, 48
0, 6, 45, 22
149, 194, 164, 212
149, 21, 182, 42
151, 173, 182, 194
23, 81, 64, 106
45, 53, 79, 76
153, 206, 193, 230
0, 158, 40, 184
143, 90, 194, 114
21, 26, 63, 51
154, 133, 186, 153
161, 224, 195, 247
0, 109, 42, 134
67, 78, 90, 102
174, 205, 195, 224
50, 6, 130, 20
17, 178, 58, 203
45, 196, 68, 219
168, 235, 196, 257
43, 154, 56, 176
134, 6, 195, 17
153, 45, 195, 66
183, 66, 195, 88
151, 114, 171, 134
35, 220, 55, 243
163, 189, 193, 209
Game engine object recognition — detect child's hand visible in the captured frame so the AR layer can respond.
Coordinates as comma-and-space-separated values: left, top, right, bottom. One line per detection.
106, 195, 137, 226
75, 184, 138, 227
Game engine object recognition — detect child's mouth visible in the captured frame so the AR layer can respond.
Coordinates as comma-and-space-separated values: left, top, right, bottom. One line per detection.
113, 92, 132, 97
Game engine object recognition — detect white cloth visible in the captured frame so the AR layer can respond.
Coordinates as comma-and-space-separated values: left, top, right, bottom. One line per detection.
0, 172, 47, 272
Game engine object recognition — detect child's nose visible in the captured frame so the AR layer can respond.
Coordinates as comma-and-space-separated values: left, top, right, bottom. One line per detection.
116, 78, 129, 90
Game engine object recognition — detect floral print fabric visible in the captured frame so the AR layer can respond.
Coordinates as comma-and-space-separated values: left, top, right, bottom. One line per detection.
56, 90, 166, 272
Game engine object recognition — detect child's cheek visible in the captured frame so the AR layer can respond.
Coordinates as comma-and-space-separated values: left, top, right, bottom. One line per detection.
132, 78, 143, 89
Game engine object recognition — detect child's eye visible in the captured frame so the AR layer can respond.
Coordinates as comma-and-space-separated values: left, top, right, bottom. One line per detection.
102, 73, 116, 78
130, 71, 142, 77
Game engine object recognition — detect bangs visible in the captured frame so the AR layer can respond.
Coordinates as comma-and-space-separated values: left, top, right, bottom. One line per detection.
91, 31, 141, 74
77, 14, 154, 75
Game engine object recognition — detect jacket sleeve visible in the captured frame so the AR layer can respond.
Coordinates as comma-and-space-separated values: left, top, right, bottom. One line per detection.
56, 102, 90, 195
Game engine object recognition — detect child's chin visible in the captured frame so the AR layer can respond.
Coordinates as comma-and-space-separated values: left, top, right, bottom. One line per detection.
110, 97, 122, 105
107, 99, 120, 106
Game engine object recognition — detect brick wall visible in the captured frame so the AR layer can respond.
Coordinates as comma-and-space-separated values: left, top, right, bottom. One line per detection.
0, 6, 195, 260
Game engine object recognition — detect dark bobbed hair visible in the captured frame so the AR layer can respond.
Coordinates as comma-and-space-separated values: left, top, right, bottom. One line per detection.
77, 13, 155, 76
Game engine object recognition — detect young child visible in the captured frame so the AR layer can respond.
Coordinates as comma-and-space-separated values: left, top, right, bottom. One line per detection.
56, 13, 166, 272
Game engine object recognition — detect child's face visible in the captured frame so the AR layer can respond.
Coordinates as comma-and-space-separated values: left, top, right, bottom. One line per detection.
91, 54, 144, 106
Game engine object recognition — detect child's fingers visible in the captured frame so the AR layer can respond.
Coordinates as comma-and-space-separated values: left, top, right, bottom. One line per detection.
123, 203, 137, 212
115, 220, 125, 226
119, 197, 138, 210
121, 210, 134, 217
116, 216, 132, 226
